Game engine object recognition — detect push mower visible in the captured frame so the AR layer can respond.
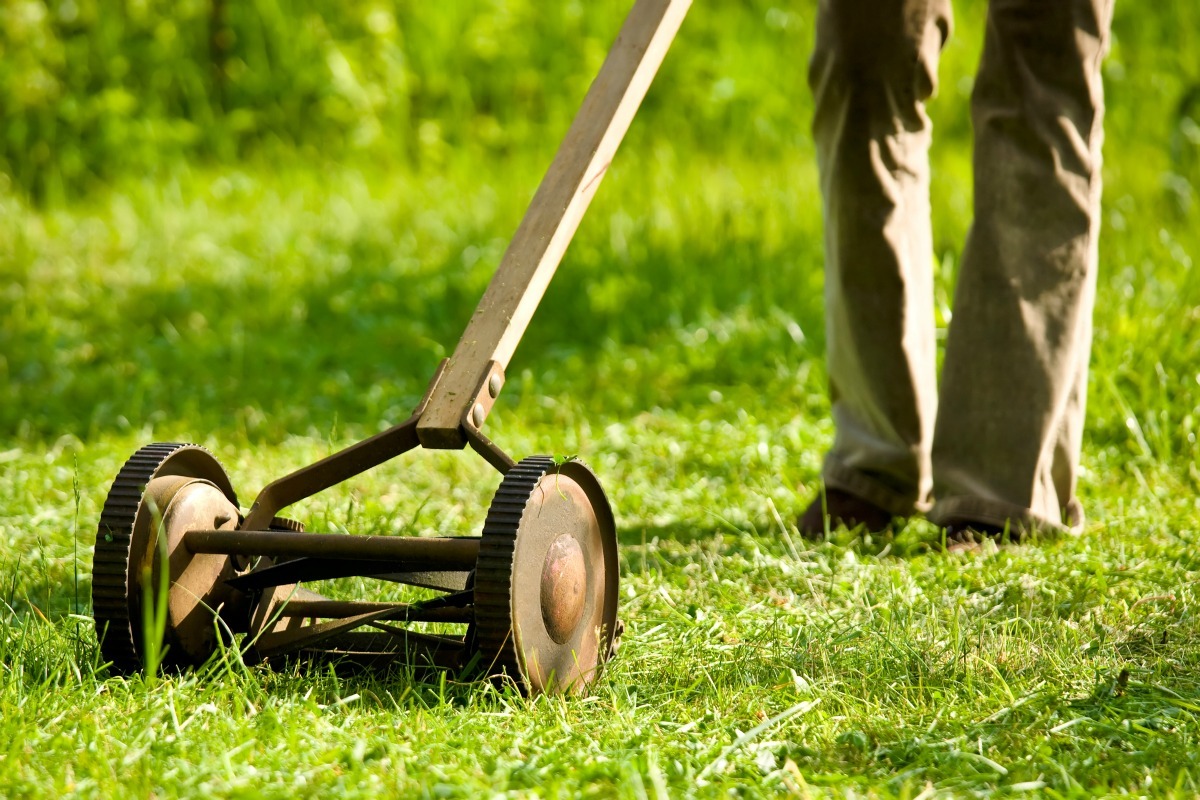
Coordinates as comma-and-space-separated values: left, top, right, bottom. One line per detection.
93, 0, 690, 695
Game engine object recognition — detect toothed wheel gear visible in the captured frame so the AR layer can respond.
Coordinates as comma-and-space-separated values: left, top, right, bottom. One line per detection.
93, 443, 241, 674
473, 456, 620, 695
269, 517, 305, 532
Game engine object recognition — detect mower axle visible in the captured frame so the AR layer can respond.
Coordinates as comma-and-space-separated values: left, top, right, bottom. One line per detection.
185, 529, 479, 569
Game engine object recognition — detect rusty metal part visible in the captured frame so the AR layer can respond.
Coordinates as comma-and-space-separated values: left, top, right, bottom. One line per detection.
225, 556, 468, 594
464, 420, 517, 474
245, 579, 474, 666
473, 456, 620, 695
240, 413, 420, 532
247, 582, 306, 656
375, 570, 472, 592
235, 361, 513, 536
294, 630, 466, 671
269, 517, 305, 532
249, 602, 468, 662
239, 360, 446, 532
273, 599, 473, 624
254, 605, 421, 659
93, 443, 244, 673
186, 529, 479, 567
224, 557, 471, 593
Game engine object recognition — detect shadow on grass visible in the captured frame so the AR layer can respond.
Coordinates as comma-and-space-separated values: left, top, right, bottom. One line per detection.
3, 226, 825, 444
618, 519, 944, 564
617, 521, 738, 549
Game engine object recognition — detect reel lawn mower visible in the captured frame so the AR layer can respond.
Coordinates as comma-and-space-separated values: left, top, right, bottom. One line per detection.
93, 0, 690, 695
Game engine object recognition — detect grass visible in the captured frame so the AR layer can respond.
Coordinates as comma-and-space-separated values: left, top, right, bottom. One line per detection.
3, 0, 1200, 796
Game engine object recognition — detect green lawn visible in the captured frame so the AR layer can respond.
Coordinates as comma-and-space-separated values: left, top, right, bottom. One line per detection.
3, 1, 1200, 796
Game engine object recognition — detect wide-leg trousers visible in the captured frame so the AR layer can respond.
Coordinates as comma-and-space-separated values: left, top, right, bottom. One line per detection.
809, 0, 1114, 531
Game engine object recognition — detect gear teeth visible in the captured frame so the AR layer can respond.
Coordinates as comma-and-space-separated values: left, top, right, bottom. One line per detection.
91, 442, 228, 674
473, 456, 557, 686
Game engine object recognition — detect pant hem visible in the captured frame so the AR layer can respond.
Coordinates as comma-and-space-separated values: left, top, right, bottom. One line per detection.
822, 457, 925, 518
927, 495, 1084, 535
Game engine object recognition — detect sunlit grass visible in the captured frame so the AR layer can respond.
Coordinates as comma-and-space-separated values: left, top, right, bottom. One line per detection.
3, 0, 1200, 795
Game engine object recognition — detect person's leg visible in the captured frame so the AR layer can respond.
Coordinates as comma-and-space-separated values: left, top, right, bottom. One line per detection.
802, 0, 952, 532
929, 0, 1114, 534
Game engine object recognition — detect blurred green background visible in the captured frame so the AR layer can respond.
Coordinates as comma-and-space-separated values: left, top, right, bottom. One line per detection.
2, 0, 1199, 468
4, 0, 810, 200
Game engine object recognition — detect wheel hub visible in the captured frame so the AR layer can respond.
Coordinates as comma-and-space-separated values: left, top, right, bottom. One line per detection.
540, 534, 587, 644
153, 476, 241, 663
94, 443, 242, 673
474, 456, 619, 695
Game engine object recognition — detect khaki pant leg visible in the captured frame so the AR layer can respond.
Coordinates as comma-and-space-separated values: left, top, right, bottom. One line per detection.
929, 0, 1115, 531
809, 0, 952, 515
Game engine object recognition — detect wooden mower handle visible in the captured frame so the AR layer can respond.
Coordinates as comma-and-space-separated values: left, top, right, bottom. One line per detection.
417, 0, 692, 448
